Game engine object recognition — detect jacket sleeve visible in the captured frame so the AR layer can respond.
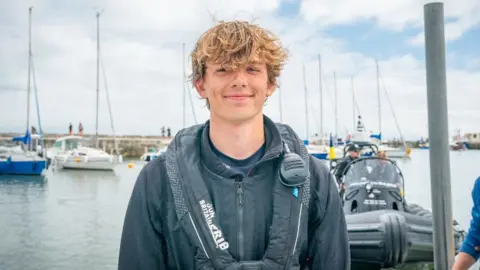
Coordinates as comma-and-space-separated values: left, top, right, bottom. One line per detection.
118, 166, 167, 269
334, 159, 346, 180
459, 177, 480, 261
307, 159, 351, 269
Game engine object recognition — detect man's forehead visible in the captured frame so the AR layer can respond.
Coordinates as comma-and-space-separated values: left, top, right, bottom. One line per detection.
205, 60, 265, 67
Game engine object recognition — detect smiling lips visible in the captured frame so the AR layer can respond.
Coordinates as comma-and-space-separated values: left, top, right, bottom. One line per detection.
224, 94, 253, 101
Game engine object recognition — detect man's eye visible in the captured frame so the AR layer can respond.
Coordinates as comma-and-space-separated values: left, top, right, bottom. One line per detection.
216, 68, 226, 72
247, 67, 259, 72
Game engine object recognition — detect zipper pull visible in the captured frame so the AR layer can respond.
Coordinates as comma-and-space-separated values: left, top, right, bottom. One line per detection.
237, 182, 244, 206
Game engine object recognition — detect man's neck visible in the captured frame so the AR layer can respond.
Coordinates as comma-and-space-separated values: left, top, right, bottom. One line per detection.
209, 113, 265, 160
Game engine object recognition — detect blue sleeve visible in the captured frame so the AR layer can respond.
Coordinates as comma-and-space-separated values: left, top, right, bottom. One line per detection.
460, 177, 480, 261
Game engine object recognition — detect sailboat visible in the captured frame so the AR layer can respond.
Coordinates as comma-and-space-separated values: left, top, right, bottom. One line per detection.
48, 12, 122, 171
0, 7, 48, 176
302, 59, 330, 160
369, 60, 411, 158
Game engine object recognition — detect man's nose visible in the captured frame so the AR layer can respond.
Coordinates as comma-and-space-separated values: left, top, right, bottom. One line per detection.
230, 70, 248, 88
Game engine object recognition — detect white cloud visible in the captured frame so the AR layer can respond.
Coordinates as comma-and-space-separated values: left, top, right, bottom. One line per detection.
300, 0, 480, 45
0, 0, 478, 142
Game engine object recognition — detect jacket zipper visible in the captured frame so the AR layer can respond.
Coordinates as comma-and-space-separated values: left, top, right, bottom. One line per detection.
236, 175, 244, 261
284, 202, 303, 269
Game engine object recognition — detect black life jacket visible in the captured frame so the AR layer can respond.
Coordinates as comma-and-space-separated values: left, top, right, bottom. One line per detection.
164, 123, 311, 269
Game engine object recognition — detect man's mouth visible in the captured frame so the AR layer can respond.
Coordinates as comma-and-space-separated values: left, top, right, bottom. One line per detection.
224, 94, 253, 100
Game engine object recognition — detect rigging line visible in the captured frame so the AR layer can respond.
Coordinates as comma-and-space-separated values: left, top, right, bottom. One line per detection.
378, 68, 408, 150
30, 55, 45, 154
99, 47, 119, 154
320, 70, 351, 134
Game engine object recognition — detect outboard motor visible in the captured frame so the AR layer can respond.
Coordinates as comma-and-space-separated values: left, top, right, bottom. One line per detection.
341, 157, 406, 214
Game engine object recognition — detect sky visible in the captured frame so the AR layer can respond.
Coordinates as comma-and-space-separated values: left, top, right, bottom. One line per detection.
0, 0, 479, 140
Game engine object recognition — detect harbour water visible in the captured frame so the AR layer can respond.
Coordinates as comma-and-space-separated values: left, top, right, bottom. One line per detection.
0, 149, 479, 270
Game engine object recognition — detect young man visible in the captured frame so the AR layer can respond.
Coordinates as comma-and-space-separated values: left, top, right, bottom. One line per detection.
453, 176, 480, 270
118, 20, 350, 269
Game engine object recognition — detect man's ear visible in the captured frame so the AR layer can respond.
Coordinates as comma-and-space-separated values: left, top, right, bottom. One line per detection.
266, 82, 276, 97
195, 79, 207, 98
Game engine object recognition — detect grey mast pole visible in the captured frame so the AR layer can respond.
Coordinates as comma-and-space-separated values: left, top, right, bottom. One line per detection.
302, 64, 309, 139
26, 7, 33, 134
333, 72, 338, 138
375, 59, 382, 136
424, 2, 454, 269
95, 12, 100, 148
182, 42, 186, 129
318, 54, 323, 137
278, 78, 283, 123
351, 76, 355, 131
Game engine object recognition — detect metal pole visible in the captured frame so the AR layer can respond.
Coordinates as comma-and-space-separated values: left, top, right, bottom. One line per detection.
318, 54, 323, 136
375, 59, 382, 136
95, 12, 100, 148
303, 64, 309, 138
278, 79, 283, 123
334, 72, 338, 138
182, 42, 186, 129
26, 7, 33, 134
424, 3, 454, 269
351, 76, 355, 131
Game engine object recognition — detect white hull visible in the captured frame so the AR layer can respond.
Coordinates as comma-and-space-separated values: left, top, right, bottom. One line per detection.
54, 155, 120, 171
383, 149, 408, 158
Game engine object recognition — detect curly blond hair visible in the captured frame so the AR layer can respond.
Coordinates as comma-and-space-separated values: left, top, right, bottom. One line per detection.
190, 20, 289, 86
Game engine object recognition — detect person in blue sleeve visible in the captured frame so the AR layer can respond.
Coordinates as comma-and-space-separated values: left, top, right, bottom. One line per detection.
453, 177, 480, 270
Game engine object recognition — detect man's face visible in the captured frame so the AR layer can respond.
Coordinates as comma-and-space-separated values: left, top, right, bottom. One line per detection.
195, 61, 275, 124
350, 151, 359, 159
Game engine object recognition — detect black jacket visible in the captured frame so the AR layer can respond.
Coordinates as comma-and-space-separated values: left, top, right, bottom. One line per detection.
334, 156, 356, 184
118, 117, 350, 269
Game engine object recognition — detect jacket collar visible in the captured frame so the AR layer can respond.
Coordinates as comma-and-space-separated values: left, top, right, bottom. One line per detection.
200, 115, 284, 178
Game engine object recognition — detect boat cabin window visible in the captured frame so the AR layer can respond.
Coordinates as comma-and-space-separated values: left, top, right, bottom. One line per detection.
65, 139, 82, 150
54, 141, 63, 148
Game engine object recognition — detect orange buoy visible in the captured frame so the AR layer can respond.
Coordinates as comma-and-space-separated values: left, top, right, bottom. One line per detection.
128, 163, 134, 168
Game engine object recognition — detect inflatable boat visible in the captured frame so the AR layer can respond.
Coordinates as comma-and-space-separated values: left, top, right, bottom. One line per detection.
331, 148, 466, 269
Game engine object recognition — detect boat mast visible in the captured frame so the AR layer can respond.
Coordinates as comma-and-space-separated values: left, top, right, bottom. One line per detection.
278, 78, 283, 123
351, 76, 355, 132
303, 64, 309, 138
334, 72, 338, 139
184, 43, 198, 125
318, 54, 323, 138
95, 12, 100, 148
182, 43, 186, 128
376, 59, 382, 137
26, 7, 33, 135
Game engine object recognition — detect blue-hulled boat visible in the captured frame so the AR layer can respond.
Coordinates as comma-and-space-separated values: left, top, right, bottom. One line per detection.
0, 132, 47, 175
0, 7, 48, 176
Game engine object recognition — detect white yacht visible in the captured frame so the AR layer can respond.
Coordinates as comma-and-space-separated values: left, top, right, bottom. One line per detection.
47, 136, 122, 171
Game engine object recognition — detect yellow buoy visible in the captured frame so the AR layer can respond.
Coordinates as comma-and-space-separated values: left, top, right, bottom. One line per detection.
75, 157, 81, 163
406, 147, 412, 156
128, 163, 134, 168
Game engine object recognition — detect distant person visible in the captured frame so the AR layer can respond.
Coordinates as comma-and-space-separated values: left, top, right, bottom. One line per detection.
118, 20, 350, 270
166, 127, 171, 137
335, 144, 361, 186
369, 150, 395, 182
31, 126, 37, 135
78, 122, 84, 136
161, 126, 166, 137
69, 122, 73, 136
453, 176, 480, 270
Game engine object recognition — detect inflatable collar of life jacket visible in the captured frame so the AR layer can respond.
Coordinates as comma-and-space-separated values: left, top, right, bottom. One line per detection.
165, 128, 310, 270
